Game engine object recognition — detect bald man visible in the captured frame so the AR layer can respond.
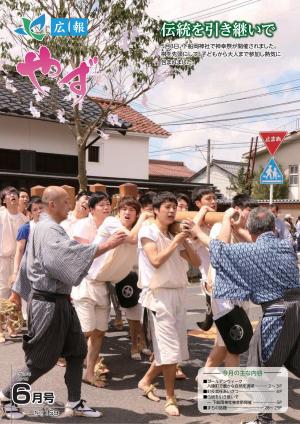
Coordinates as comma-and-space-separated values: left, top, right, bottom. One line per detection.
0, 187, 127, 420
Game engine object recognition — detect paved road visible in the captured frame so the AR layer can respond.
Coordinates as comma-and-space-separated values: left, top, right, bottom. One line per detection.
0, 284, 299, 423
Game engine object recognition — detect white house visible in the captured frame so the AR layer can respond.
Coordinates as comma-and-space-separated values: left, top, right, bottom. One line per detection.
0, 71, 170, 190
187, 159, 245, 199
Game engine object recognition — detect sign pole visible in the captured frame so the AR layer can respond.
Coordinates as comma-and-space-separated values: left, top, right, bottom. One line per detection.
269, 184, 273, 205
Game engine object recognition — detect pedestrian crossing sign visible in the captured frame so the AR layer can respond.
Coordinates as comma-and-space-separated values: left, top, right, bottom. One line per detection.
260, 158, 283, 184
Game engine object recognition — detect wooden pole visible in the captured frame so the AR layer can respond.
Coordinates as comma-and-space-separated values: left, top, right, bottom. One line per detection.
119, 183, 138, 199
170, 211, 225, 233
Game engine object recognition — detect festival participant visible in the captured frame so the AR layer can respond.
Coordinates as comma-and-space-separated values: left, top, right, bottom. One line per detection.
195, 194, 253, 367
73, 196, 152, 386
269, 204, 292, 242
0, 187, 27, 342
139, 191, 188, 379
9, 197, 44, 327
191, 188, 217, 330
61, 190, 90, 238
0, 186, 127, 420
57, 191, 91, 368
18, 188, 30, 218
12, 197, 44, 286
71, 192, 112, 386
114, 197, 152, 360
204, 207, 300, 424
73, 192, 110, 245
176, 193, 189, 212
139, 191, 156, 213
137, 192, 200, 417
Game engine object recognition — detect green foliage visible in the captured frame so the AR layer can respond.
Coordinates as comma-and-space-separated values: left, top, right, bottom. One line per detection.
229, 166, 252, 195
251, 164, 289, 200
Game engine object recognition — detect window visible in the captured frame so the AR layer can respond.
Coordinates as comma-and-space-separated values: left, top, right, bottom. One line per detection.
0, 148, 20, 171
88, 146, 99, 162
36, 152, 77, 175
289, 165, 298, 186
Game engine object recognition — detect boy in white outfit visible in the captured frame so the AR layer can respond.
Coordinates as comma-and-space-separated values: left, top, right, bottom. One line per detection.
137, 192, 200, 416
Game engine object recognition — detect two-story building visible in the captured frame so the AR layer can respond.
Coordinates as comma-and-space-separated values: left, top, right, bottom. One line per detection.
0, 71, 212, 195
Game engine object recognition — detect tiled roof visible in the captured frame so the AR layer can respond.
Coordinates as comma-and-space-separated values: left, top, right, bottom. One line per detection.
213, 159, 245, 176
0, 71, 170, 137
149, 159, 194, 178
187, 159, 245, 181
0, 71, 102, 125
91, 98, 170, 138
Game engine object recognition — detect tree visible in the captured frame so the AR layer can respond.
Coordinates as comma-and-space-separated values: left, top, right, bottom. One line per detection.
0, 0, 200, 189
228, 166, 252, 195
251, 164, 289, 200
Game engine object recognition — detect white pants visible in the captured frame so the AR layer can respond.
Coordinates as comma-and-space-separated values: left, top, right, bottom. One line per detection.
146, 288, 189, 366
72, 280, 110, 333
0, 256, 14, 299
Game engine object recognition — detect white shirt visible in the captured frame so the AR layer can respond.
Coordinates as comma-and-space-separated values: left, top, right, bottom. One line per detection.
88, 216, 124, 279
61, 212, 81, 239
73, 214, 97, 243
192, 225, 211, 281
138, 223, 188, 289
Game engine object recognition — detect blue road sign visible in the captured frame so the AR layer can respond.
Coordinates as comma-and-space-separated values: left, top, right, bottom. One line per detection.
260, 158, 283, 184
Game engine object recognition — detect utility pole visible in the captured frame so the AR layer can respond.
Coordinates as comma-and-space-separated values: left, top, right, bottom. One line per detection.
207, 139, 211, 184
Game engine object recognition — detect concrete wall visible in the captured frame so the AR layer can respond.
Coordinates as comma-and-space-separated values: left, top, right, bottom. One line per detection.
87, 133, 149, 179
0, 115, 149, 180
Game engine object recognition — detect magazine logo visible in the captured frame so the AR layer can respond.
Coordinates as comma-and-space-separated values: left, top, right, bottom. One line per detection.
14, 14, 88, 39
14, 14, 46, 41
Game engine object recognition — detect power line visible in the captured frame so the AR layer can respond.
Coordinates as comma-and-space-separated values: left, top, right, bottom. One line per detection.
140, 78, 300, 114
158, 107, 300, 126
174, 0, 241, 19
144, 86, 300, 117
187, 0, 261, 21
174, 0, 261, 20
150, 139, 256, 154
159, 99, 300, 126
168, 112, 300, 130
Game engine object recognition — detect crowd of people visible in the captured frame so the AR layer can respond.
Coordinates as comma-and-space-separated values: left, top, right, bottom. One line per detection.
0, 184, 299, 424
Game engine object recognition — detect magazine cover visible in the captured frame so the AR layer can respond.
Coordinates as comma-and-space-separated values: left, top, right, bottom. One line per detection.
0, 1, 299, 423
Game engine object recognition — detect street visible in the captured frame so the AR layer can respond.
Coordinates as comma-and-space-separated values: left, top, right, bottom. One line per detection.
0, 284, 299, 423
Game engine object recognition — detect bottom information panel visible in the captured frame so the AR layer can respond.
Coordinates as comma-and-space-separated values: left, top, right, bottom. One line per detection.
197, 367, 288, 414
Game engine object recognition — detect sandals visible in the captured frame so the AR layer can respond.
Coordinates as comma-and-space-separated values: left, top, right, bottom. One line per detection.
141, 348, 152, 356
94, 358, 110, 378
175, 365, 187, 380
113, 318, 123, 331
82, 377, 107, 388
139, 384, 160, 402
165, 397, 179, 416
131, 351, 142, 361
